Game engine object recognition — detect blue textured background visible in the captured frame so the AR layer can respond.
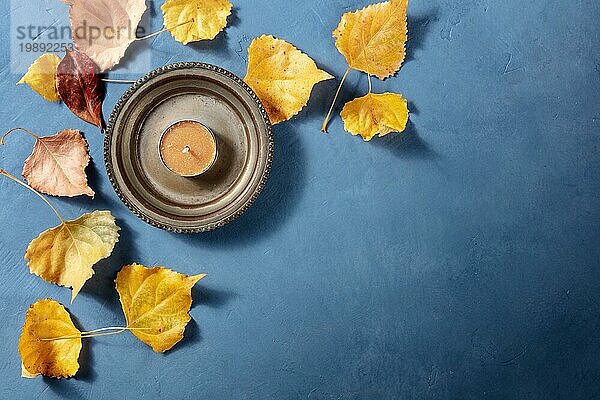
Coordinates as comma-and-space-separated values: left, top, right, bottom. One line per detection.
1, 0, 599, 399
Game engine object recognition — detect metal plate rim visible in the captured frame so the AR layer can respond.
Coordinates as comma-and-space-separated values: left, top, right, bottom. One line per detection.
104, 62, 273, 234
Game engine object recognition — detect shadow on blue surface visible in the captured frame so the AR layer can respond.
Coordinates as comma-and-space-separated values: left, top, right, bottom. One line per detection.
166, 319, 201, 357
372, 119, 437, 160
186, 7, 240, 61
69, 313, 96, 383
193, 285, 237, 310
187, 30, 233, 60
79, 217, 141, 315
44, 381, 86, 400
172, 122, 307, 248
406, 9, 439, 64
41, 316, 96, 397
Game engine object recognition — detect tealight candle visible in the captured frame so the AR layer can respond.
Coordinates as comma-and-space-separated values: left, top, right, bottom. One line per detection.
159, 120, 217, 177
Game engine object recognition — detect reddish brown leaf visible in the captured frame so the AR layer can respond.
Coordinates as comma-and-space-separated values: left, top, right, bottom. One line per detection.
22, 129, 94, 197
56, 49, 104, 128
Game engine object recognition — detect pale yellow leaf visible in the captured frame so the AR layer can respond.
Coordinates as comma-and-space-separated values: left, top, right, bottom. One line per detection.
340, 92, 408, 141
244, 35, 333, 124
162, 0, 232, 44
333, 0, 408, 79
25, 211, 120, 302
19, 299, 82, 379
17, 54, 61, 102
115, 263, 206, 353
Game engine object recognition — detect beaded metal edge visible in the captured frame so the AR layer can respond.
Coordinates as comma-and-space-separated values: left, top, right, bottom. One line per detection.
104, 62, 274, 234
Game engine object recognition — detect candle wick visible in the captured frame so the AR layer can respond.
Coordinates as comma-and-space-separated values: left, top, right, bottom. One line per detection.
182, 146, 190, 154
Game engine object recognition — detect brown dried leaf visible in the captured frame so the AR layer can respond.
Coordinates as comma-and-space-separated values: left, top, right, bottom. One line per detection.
56, 49, 104, 128
21, 129, 94, 197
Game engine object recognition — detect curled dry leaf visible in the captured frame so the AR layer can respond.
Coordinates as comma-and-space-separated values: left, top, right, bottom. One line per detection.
26, 210, 120, 302
3, 129, 95, 197
340, 92, 408, 141
115, 263, 206, 352
244, 35, 333, 124
19, 299, 82, 379
56, 49, 104, 128
334, 0, 408, 79
162, 0, 232, 44
17, 54, 61, 102
65, 0, 147, 72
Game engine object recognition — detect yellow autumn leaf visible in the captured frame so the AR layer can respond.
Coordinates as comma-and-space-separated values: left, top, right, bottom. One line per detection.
161, 0, 232, 44
21, 363, 39, 379
17, 54, 61, 101
244, 35, 333, 124
25, 210, 120, 302
19, 299, 82, 379
115, 263, 206, 353
333, 0, 408, 79
340, 92, 409, 141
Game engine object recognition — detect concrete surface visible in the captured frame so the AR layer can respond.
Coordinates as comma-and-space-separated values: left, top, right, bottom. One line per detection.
0, 0, 598, 399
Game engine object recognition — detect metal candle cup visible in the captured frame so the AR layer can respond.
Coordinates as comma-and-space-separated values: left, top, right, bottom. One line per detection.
159, 120, 218, 177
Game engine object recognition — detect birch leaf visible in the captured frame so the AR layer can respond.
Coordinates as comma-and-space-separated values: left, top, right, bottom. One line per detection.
25, 210, 120, 302
21, 363, 39, 379
56, 49, 104, 128
162, 0, 232, 44
66, 0, 147, 71
17, 54, 61, 102
115, 263, 206, 353
244, 35, 333, 124
333, 0, 408, 79
340, 92, 408, 141
18, 129, 94, 197
19, 299, 82, 379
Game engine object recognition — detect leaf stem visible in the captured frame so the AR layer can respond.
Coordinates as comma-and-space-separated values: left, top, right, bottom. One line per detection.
39, 327, 153, 341
101, 78, 137, 84
367, 74, 372, 94
136, 19, 195, 41
0, 169, 64, 223
321, 67, 351, 133
1, 127, 40, 145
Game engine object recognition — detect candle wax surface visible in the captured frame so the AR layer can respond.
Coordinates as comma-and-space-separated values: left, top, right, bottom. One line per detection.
159, 121, 217, 176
